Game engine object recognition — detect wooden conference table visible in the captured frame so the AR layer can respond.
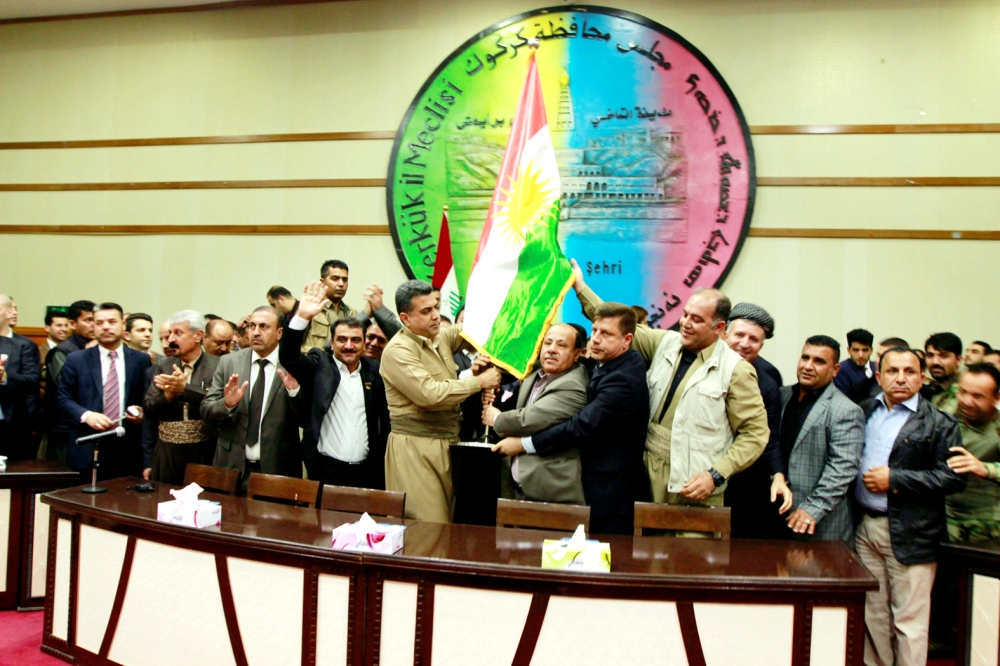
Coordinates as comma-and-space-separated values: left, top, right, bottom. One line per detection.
0, 459, 80, 610
40, 478, 877, 666
940, 539, 1000, 666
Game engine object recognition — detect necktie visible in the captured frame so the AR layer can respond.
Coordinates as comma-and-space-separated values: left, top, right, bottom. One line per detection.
182, 363, 194, 384
104, 350, 121, 423
246, 359, 268, 445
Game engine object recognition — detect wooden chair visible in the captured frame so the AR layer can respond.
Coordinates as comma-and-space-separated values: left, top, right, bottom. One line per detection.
182, 463, 239, 496
633, 502, 732, 540
496, 498, 590, 532
247, 473, 321, 508
320, 484, 406, 519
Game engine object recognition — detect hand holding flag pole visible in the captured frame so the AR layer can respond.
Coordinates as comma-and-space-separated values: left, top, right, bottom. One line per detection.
470, 354, 501, 442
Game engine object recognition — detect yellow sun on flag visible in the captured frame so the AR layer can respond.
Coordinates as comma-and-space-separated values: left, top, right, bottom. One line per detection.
494, 157, 558, 248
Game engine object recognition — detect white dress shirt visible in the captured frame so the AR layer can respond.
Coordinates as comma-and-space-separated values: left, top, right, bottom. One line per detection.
318, 358, 369, 462
242, 347, 280, 462
81, 344, 126, 423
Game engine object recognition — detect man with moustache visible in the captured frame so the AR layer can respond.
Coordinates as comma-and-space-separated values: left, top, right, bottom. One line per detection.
44, 300, 96, 464
942, 364, 1000, 542
203, 319, 235, 357
280, 285, 391, 489
485, 323, 589, 504
57, 303, 149, 480
777, 336, 865, 543
855, 347, 964, 666
923, 332, 963, 409
364, 323, 389, 361
722, 304, 786, 538
379, 280, 501, 521
301, 260, 357, 352
567, 261, 768, 514
144, 310, 220, 484
124, 313, 159, 363
203, 307, 302, 493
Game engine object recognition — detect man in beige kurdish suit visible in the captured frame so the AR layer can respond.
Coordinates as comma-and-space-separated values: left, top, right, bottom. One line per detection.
379, 280, 501, 522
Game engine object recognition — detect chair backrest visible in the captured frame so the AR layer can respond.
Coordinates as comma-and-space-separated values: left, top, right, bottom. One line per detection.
496, 498, 590, 532
246, 473, 320, 508
633, 502, 732, 540
182, 463, 239, 496
320, 484, 406, 519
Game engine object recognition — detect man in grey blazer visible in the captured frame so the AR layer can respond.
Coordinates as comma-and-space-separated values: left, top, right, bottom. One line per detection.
484, 323, 589, 504
202, 307, 303, 492
777, 335, 866, 542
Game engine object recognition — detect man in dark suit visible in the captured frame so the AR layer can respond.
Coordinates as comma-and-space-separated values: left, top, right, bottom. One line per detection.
57, 303, 150, 481
43, 300, 96, 464
279, 305, 390, 490
0, 294, 40, 459
493, 303, 651, 534
144, 310, 220, 485
202, 307, 302, 493
854, 347, 964, 666
486, 323, 589, 504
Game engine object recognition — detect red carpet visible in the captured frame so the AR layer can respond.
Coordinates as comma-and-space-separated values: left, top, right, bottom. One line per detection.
0, 610, 64, 666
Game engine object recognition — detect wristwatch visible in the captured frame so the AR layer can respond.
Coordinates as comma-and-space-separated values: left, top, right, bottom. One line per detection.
708, 468, 726, 487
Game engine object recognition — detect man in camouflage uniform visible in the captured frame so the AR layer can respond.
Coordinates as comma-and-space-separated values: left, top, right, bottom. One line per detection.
944, 363, 1000, 542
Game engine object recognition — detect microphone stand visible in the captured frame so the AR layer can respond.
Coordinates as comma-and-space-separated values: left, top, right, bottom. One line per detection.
81, 441, 106, 494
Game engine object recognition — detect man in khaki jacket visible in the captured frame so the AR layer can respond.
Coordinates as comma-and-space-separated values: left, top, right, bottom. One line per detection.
301, 259, 357, 353
380, 280, 501, 522
571, 262, 768, 507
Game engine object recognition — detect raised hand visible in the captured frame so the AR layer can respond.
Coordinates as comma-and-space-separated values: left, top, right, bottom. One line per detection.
362, 284, 385, 314
298, 280, 332, 321
276, 368, 299, 392
223, 374, 249, 408
569, 258, 585, 292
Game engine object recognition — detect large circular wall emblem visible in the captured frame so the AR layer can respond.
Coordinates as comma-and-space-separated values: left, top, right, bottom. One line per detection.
387, 5, 755, 330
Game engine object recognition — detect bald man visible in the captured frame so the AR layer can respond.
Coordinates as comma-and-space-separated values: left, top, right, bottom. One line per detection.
571, 263, 768, 512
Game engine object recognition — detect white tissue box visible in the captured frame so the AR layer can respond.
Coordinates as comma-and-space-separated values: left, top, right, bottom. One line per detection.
331, 521, 406, 554
156, 499, 221, 528
541, 524, 611, 572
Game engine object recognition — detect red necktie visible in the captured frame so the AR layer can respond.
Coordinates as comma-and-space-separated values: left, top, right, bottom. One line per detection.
104, 350, 121, 423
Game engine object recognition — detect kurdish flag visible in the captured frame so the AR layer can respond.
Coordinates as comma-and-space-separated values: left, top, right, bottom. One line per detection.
461, 52, 575, 379
431, 206, 463, 318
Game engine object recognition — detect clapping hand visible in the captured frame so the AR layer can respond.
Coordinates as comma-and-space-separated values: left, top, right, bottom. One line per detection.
361, 284, 385, 316
153, 365, 187, 400
223, 374, 249, 409
298, 281, 331, 321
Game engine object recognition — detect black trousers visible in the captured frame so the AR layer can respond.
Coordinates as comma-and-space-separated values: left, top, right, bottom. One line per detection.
312, 453, 375, 489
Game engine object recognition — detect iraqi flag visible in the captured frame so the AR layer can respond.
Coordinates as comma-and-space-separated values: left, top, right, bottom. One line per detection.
431, 206, 463, 318
461, 52, 574, 379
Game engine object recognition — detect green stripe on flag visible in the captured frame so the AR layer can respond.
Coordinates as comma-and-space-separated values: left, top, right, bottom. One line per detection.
482, 199, 575, 377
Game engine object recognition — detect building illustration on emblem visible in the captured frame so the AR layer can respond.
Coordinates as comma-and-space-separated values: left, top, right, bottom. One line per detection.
445, 71, 687, 245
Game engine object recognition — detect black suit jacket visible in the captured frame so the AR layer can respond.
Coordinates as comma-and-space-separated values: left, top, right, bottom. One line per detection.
856, 396, 965, 564
532, 349, 651, 534
279, 324, 390, 487
57, 345, 151, 474
44, 334, 89, 434
0, 334, 40, 455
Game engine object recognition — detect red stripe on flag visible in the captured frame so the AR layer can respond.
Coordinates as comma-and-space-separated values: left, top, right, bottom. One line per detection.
473, 52, 549, 266
431, 208, 453, 289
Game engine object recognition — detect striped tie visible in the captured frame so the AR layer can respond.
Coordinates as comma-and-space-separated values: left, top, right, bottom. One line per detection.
104, 350, 121, 423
